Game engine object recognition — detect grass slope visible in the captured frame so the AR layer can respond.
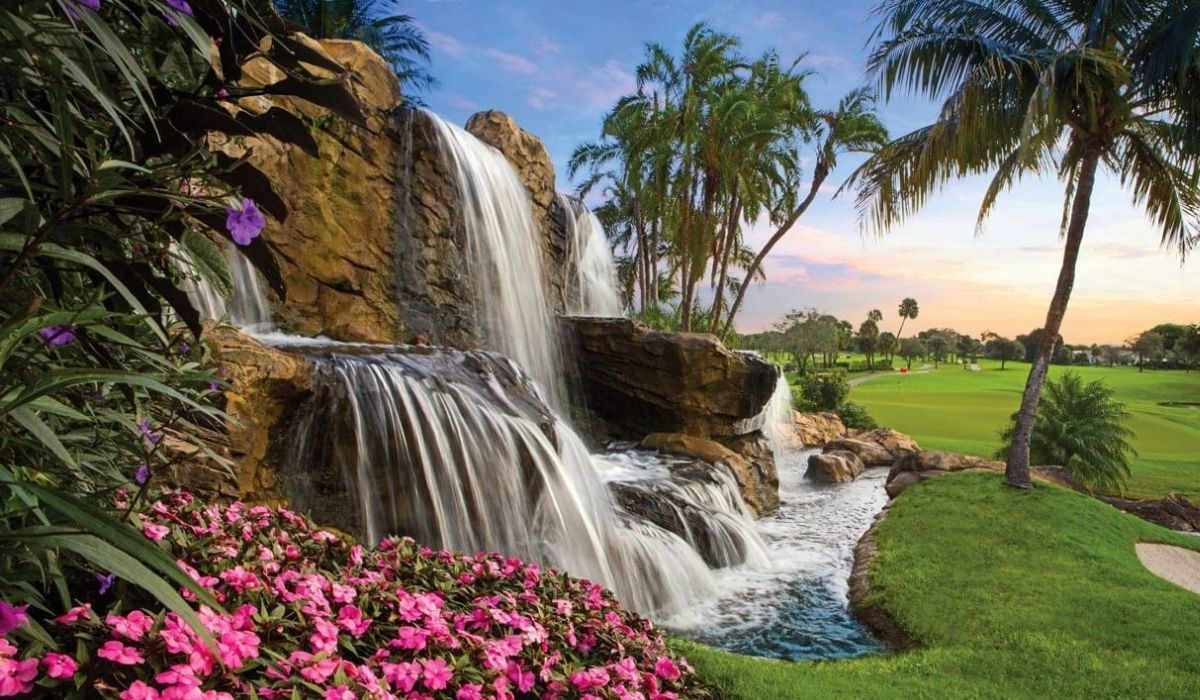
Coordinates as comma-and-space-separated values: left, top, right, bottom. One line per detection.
679, 473, 1200, 698
849, 360, 1200, 499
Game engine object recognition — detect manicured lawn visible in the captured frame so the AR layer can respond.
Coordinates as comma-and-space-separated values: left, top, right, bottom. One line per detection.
848, 360, 1200, 499
678, 472, 1200, 698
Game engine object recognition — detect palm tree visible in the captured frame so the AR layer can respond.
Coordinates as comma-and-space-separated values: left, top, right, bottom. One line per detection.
896, 297, 918, 340
851, 1, 1199, 488
996, 372, 1136, 494
274, 0, 434, 94
718, 88, 888, 339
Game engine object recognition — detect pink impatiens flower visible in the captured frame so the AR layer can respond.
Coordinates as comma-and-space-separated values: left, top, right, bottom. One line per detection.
0, 602, 28, 636
97, 640, 145, 665
654, 656, 681, 681
0, 656, 38, 696
421, 657, 453, 691
41, 652, 78, 680
119, 680, 160, 700
143, 522, 171, 541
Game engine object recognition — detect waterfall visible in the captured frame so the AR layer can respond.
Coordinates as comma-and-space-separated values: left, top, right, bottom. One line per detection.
280, 344, 717, 616
558, 194, 623, 316
763, 373, 797, 455
177, 242, 274, 332
425, 111, 565, 404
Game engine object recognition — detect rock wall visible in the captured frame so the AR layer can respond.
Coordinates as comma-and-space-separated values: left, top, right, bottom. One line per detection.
563, 317, 778, 439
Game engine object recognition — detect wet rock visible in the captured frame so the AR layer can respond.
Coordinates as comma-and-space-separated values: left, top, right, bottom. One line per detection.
210, 329, 313, 503
640, 432, 777, 516
609, 481, 750, 568
718, 433, 781, 515
792, 411, 848, 446
854, 428, 920, 459
806, 450, 866, 484
563, 318, 778, 440
823, 438, 894, 467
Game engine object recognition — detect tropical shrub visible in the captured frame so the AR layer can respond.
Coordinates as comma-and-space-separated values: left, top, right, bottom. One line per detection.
0, 494, 715, 699
0, 0, 361, 653
793, 372, 849, 412
835, 402, 878, 431
996, 372, 1137, 493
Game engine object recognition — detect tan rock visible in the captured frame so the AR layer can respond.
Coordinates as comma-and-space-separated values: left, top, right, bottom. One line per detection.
806, 450, 866, 484
718, 433, 780, 515
211, 329, 311, 503
854, 427, 920, 458
824, 437, 894, 467
564, 318, 778, 439
641, 432, 778, 516
792, 411, 848, 446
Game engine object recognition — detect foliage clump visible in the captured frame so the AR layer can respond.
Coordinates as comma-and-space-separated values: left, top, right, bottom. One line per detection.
1, 494, 715, 699
997, 372, 1136, 493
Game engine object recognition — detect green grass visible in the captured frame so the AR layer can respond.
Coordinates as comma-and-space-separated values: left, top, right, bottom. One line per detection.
847, 360, 1200, 499
679, 472, 1200, 698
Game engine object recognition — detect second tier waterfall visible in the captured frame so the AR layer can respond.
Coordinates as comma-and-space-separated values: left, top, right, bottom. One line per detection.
558, 194, 623, 317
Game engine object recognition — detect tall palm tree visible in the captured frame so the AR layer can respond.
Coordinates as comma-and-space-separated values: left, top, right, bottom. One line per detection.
896, 297, 918, 340
719, 88, 888, 339
274, 0, 434, 94
850, 1, 1200, 488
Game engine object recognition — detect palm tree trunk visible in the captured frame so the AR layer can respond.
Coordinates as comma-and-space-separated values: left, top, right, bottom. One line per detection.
709, 191, 742, 330
896, 317, 907, 342
1006, 149, 1101, 489
719, 162, 829, 340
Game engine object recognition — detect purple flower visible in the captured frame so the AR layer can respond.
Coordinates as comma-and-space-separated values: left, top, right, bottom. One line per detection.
138, 418, 162, 445
162, 0, 193, 27
225, 198, 265, 246
208, 380, 221, 392
96, 573, 116, 596
179, 340, 190, 354
216, 88, 229, 100
0, 601, 29, 636
39, 325, 76, 347
65, 0, 99, 19
134, 465, 150, 485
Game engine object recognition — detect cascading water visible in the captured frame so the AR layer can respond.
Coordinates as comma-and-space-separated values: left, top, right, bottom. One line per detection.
558, 194, 623, 316
178, 242, 274, 332
278, 342, 718, 616
424, 111, 566, 405
763, 373, 797, 455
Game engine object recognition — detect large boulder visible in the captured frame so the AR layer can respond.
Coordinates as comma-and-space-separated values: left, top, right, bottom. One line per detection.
210, 329, 313, 503
564, 318, 778, 440
823, 438, 894, 467
792, 411, 848, 446
806, 451, 866, 484
854, 428, 920, 459
640, 433, 778, 516
1102, 493, 1200, 532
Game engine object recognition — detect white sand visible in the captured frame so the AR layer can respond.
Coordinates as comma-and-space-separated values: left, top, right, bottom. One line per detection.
1136, 543, 1200, 595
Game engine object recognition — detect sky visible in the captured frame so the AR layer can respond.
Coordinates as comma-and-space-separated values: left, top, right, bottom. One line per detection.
409, 0, 1196, 345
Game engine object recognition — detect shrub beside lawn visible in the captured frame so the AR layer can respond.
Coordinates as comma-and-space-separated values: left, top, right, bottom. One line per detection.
679, 472, 1200, 699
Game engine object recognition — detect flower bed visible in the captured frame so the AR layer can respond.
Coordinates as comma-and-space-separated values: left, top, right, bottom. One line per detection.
1, 494, 715, 699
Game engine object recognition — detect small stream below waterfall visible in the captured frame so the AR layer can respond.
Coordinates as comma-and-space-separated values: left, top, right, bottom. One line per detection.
618, 447, 888, 661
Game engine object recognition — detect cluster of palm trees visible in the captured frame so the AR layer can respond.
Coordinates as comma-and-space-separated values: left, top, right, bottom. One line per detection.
570, 22, 888, 338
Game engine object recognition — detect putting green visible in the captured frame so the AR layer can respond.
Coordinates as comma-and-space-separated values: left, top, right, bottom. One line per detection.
848, 360, 1200, 499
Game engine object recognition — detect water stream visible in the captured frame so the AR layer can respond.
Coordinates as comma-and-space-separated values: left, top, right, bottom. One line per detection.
558, 194, 623, 317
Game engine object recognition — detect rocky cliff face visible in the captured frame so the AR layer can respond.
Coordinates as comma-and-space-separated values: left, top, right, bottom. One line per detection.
225, 40, 571, 346
563, 317, 778, 439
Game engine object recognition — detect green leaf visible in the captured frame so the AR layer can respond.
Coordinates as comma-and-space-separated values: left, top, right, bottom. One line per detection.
181, 231, 234, 299
0, 367, 212, 418
0, 198, 24, 227
40, 534, 218, 656
8, 407, 75, 468
10, 482, 224, 613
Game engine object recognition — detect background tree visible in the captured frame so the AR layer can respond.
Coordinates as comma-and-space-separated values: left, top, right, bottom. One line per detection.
1017, 328, 1065, 365
895, 297, 918, 339
1128, 331, 1165, 372
878, 331, 898, 362
275, 0, 435, 94
986, 337, 1025, 370
997, 372, 1136, 494
852, 1, 1200, 488
857, 316, 881, 369
898, 338, 926, 370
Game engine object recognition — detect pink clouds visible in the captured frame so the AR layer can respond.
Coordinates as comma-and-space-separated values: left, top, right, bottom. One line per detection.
485, 48, 539, 75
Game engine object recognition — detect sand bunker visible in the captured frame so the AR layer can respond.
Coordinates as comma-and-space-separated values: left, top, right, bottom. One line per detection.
1136, 543, 1200, 595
